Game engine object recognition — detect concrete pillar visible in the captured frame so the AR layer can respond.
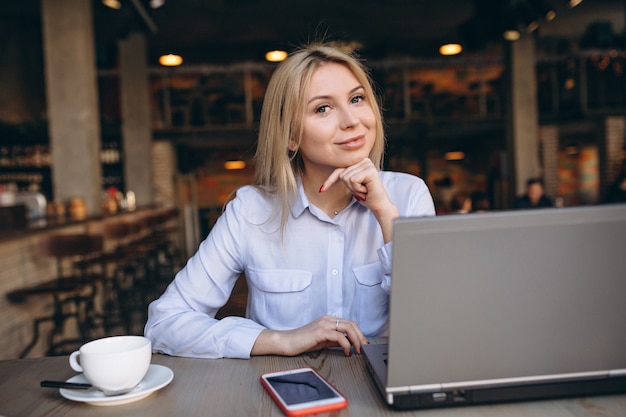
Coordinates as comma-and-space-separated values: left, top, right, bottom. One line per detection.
119, 32, 154, 207
506, 35, 542, 199
41, 0, 102, 214
152, 140, 177, 207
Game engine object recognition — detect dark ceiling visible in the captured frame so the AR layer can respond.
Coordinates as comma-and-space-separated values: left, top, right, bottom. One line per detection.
5, 0, 626, 66
92, 0, 475, 64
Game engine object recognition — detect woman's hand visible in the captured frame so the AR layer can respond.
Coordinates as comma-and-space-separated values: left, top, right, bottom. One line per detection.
320, 158, 399, 242
251, 315, 368, 357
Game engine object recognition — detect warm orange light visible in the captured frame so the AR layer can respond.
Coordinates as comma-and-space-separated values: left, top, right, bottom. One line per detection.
159, 54, 183, 67
224, 160, 246, 170
265, 50, 288, 62
102, 0, 122, 9
503, 29, 521, 42
439, 43, 462, 56
445, 151, 465, 161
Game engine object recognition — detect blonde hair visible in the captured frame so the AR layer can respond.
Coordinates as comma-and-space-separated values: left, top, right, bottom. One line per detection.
252, 42, 385, 233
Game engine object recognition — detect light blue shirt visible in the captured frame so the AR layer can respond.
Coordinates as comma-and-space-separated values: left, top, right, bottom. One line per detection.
145, 171, 435, 358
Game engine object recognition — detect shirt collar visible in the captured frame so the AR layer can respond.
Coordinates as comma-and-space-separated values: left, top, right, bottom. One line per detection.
291, 178, 359, 220
291, 179, 309, 218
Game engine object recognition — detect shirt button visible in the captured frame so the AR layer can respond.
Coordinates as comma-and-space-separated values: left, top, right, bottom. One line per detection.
331, 269, 339, 276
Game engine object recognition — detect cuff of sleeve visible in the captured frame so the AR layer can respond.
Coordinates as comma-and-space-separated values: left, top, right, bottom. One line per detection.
223, 317, 266, 359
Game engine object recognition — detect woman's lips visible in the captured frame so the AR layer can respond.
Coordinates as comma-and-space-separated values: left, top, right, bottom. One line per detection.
336, 135, 366, 149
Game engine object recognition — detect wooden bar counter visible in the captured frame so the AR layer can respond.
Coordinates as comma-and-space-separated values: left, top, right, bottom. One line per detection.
1, 347, 625, 417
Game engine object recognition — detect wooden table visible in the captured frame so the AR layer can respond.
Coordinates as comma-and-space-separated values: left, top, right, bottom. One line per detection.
1, 349, 626, 417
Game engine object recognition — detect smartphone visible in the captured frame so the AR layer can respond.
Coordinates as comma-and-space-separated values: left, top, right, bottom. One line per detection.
260, 367, 348, 416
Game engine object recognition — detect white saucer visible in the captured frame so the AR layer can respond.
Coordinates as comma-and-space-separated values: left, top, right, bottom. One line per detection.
60, 364, 174, 406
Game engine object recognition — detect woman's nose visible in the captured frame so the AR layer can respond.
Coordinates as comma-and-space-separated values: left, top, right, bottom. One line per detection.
339, 106, 359, 129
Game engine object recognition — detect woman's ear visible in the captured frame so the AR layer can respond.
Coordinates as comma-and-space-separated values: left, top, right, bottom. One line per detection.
288, 139, 298, 152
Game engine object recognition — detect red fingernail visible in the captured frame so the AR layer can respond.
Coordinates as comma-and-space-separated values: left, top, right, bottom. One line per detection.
319, 185, 324, 193
355, 195, 365, 202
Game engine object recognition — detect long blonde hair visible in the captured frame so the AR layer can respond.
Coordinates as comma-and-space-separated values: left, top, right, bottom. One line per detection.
252, 43, 385, 233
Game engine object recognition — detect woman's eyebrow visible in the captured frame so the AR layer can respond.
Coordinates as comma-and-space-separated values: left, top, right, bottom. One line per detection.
307, 85, 365, 104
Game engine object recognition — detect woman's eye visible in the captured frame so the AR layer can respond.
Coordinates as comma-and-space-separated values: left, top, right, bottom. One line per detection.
315, 104, 330, 114
351, 94, 365, 104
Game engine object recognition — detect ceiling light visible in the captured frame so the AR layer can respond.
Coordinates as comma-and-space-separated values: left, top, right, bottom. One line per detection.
224, 160, 246, 170
439, 43, 463, 56
159, 54, 183, 66
445, 151, 465, 161
150, 0, 165, 8
265, 50, 288, 63
568, 0, 583, 8
524, 17, 541, 32
102, 0, 121, 9
503, 28, 521, 41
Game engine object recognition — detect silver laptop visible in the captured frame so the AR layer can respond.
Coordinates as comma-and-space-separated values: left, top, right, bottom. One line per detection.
364, 203, 626, 410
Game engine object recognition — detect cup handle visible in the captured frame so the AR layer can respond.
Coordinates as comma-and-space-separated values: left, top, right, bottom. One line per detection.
69, 351, 83, 373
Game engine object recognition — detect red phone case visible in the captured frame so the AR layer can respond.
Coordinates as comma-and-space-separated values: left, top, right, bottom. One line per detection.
260, 368, 348, 416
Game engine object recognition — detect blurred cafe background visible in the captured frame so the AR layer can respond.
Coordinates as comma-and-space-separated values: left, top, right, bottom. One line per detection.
0, 0, 625, 360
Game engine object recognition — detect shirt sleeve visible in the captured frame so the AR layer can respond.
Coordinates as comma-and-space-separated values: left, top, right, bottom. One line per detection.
144, 193, 266, 359
379, 172, 436, 293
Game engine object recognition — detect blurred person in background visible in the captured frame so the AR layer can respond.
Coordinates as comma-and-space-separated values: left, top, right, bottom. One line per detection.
449, 191, 472, 213
515, 178, 553, 209
471, 190, 491, 212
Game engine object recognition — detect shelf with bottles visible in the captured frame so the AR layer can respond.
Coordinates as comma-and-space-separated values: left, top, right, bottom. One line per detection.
0, 143, 53, 200
100, 141, 122, 165
0, 143, 52, 169
100, 139, 125, 193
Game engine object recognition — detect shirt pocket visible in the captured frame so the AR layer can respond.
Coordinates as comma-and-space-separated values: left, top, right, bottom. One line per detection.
246, 267, 313, 330
353, 263, 389, 336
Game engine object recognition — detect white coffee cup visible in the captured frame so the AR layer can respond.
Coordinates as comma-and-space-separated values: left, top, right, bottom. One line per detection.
69, 335, 151, 394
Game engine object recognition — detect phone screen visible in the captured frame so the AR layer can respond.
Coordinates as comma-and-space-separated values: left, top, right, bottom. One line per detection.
261, 368, 348, 416
265, 370, 340, 405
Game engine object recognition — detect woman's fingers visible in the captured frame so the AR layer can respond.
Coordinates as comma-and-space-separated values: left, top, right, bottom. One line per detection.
319, 168, 345, 193
252, 316, 369, 357
320, 158, 376, 199
332, 317, 368, 355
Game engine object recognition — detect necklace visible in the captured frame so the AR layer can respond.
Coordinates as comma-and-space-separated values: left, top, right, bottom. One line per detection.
333, 210, 339, 215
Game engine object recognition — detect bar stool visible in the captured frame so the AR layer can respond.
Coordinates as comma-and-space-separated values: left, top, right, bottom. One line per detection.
96, 218, 154, 335
96, 220, 135, 334
7, 233, 104, 357
137, 208, 182, 295
106, 219, 162, 335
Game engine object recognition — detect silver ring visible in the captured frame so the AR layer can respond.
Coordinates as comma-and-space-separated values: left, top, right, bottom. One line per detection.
335, 319, 339, 331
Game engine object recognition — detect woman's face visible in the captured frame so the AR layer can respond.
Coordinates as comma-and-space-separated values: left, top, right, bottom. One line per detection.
293, 62, 376, 175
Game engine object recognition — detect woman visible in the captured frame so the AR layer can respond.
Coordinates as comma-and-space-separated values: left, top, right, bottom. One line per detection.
145, 43, 435, 359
